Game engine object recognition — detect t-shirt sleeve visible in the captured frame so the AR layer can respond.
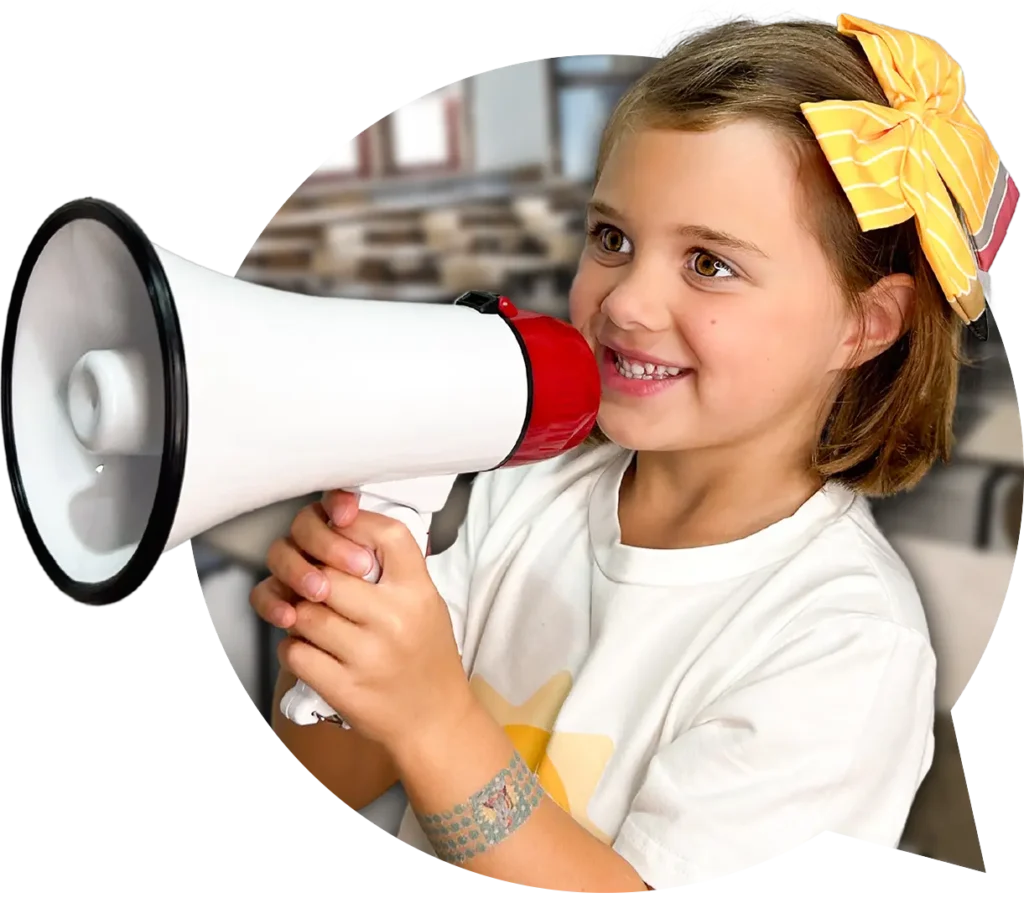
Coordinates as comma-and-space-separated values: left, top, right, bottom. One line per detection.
612, 613, 937, 889
426, 472, 498, 655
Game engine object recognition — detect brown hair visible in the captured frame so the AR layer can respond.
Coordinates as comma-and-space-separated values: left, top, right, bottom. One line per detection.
589, 18, 965, 496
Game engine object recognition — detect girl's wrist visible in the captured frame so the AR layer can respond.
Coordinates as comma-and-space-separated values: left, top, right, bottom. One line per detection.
388, 688, 519, 824
386, 682, 491, 778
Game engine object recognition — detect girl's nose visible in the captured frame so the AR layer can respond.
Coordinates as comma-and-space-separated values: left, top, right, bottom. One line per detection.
599, 263, 675, 333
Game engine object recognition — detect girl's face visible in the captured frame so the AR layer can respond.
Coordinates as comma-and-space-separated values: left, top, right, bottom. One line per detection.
569, 121, 860, 455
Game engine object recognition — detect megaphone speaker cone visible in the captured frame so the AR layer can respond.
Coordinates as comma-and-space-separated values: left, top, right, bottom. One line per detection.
2, 198, 189, 605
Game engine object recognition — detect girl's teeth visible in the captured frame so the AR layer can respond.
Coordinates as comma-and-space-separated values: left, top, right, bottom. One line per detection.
613, 352, 685, 380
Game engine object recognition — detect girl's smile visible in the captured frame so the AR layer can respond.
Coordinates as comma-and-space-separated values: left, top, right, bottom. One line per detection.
599, 345, 693, 398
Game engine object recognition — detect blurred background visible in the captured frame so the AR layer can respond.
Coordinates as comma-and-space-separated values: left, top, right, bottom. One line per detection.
191, 55, 1020, 875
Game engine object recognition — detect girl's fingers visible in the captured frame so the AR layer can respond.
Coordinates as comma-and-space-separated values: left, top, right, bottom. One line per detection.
291, 503, 377, 579
321, 490, 361, 528
290, 598, 365, 663
249, 575, 299, 630
266, 535, 329, 602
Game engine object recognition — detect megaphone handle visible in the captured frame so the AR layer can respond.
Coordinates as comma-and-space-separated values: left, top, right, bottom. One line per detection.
278, 495, 432, 728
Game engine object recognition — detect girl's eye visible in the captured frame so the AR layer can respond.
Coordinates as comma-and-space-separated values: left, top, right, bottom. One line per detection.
589, 224, 633, 255
690, 250, 736, 279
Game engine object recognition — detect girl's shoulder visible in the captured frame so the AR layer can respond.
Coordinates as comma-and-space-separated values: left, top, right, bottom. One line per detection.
790, 488, 932, 640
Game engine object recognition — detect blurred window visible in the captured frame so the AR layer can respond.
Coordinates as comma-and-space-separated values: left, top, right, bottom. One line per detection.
557, 85, 626, 181
318, 137, 360, 172
555, 56, 616, 75
392, 92, 450, 167
311, 130, 372, 181
385, 85, 464, 175
550, 56, 654, 181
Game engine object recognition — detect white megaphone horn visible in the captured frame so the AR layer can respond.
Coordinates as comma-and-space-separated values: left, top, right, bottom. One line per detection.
1, 197, 601, 727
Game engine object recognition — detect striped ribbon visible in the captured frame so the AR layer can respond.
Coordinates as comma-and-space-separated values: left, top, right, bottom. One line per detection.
801, 13, 1017, 333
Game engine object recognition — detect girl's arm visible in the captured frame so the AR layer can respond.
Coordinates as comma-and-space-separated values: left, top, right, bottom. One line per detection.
271, 668, 399, 811
389, 696, 649, 893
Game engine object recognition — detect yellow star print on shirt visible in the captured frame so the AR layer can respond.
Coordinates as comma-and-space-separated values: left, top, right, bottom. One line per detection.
469, 670, 616, 844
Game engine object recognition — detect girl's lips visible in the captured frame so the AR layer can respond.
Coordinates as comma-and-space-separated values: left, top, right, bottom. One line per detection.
599, 346, 692, 397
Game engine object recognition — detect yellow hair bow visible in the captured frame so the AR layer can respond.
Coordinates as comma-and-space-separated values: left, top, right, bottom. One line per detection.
801, 13, 1017, 337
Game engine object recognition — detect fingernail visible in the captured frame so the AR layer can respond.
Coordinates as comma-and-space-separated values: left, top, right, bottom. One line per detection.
327, 496, 348, 525
351, 550, 374, 577
340, 491, 361, 521
303, 572, 327, 600
273, 606, 294, 627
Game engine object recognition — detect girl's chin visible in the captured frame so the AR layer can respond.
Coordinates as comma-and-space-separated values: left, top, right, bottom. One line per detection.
595, 415, 688, 454
598, 407, 708, 454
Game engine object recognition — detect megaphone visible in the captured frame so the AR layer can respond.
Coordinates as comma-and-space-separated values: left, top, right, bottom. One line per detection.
2, 197, 601, 727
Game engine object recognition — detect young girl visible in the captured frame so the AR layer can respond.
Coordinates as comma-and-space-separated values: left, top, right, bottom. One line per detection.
249, 13, 1015, 891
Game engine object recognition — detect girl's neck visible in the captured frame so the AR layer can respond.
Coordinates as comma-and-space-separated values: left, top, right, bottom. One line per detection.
617, 440, 823, 550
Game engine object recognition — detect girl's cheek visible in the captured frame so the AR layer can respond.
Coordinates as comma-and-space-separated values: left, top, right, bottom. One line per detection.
689, 309, 755, 354
568, 278, 600, 333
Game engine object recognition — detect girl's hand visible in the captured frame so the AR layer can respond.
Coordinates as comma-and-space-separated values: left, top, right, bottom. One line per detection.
277, 507, 473, 752
249, 490, 375, 630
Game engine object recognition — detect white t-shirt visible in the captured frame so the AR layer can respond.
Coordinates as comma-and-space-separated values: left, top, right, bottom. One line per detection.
396, 442, 936, 888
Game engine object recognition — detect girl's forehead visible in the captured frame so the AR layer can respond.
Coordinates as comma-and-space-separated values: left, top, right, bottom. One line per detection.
601, 121, 794, 183
595, 124, 805, 235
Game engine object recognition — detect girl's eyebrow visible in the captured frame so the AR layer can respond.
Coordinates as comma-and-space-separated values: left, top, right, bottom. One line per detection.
587, 199, 769, 259
680, 224, 769, 259
585, 199, 622, 224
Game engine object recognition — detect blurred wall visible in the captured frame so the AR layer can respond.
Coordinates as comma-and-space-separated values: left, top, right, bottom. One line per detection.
472, 61, 553, 172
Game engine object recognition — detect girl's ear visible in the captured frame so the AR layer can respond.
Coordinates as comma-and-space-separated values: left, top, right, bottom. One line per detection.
843, 273, 916, 368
